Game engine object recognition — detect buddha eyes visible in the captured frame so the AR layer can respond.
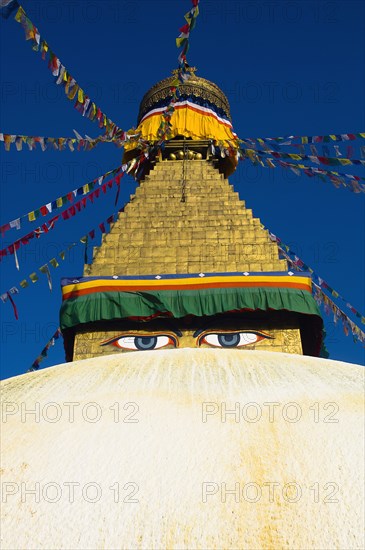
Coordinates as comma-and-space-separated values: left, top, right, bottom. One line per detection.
101, 330, 272, 351
198, 331, 271, 348
101, 334, 177, 351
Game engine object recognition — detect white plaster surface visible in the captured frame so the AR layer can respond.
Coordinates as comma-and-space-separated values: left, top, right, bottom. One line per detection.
1, 349, 364, 549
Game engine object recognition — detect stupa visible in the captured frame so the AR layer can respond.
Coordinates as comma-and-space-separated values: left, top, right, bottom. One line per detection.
60, 70, 324, 362
2, 70, 363, 550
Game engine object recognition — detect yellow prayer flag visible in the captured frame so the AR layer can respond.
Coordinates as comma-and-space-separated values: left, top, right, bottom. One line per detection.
29, 272, 38, 283
329, 135, 337, 140
15, 6, 25, 22
56, 197, 63, 208
28, 211, 36, 222
176, 36, 187, 48
65, 76, 72, 94
49, 258, 59, 268
338, 159, 352, 166
68, 85, 78, 100
185, 5, 199, 22
83, 184, 90, 194
78, 88, 84, 103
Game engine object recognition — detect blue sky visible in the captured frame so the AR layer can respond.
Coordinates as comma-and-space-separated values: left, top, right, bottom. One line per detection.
0, 0, 364, 378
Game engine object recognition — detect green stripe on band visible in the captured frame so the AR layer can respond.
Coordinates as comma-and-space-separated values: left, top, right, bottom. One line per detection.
60, 286, 321, 330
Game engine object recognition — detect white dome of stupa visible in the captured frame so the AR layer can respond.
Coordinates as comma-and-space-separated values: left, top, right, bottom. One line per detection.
1, 349, 364, 549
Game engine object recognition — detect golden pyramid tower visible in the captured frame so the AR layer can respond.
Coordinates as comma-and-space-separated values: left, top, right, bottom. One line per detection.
60, 72, 324, 361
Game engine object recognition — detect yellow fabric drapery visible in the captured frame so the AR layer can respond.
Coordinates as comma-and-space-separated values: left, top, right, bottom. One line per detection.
124, 100, 238, 152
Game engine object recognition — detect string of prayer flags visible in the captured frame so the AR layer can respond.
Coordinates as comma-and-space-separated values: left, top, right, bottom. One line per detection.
11, 4, 121, 135
0, 130, 142, 152
27, 328, 62, 372
176, 0, 200, 66
0, 132, 113, 152
242, 139, 365, 161
278, 249, 365, 345
1, 242, 78, 316
0, 165, 123, 237
276, 160, 365, 192
268, 231, 365, 327
241, 149, 365, 193
0, 214, 65, 267
0, 145, 145, 249
311, 283, 365, 344
0, 204, 128, 314
242, 147, 365, 168
241, 132, 365, 147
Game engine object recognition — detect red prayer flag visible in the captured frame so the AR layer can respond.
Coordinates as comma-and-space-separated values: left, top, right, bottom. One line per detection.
180, 23, 190, 34
1, 223, 11, 236
7, 291, 18, 320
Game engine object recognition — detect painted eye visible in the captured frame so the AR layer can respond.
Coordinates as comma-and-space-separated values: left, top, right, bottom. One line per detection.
101, 334, 176, 351
198, 331, 271, 348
